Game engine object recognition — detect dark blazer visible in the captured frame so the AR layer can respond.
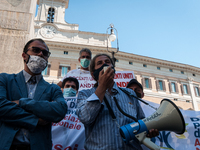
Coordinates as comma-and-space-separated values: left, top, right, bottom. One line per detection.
0, 71, 68, 150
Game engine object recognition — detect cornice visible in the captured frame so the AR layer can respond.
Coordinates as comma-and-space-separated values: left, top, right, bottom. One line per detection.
115, 51, 200, 74
45, 41, 200, 74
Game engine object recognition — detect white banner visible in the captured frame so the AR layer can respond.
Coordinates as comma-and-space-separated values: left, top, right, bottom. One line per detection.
67, 71, 135, 91
52, 97, 85, 150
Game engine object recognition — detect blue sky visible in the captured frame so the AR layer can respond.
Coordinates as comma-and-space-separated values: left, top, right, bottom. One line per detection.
37, 0, 200, 68
64, 0, 200, 68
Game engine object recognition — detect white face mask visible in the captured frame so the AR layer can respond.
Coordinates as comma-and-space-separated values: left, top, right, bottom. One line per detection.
26, 55, 47, 74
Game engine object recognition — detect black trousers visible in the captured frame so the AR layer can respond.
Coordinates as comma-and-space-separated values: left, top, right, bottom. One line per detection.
9, 145, 31, 150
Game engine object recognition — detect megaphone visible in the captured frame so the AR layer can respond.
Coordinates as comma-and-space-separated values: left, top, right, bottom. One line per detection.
120, 99, 185, 150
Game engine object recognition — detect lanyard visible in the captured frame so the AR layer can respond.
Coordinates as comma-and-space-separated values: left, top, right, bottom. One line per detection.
103, 95, 138, 122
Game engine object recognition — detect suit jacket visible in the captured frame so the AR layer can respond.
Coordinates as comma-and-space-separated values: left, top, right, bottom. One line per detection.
0, 71, 68, 150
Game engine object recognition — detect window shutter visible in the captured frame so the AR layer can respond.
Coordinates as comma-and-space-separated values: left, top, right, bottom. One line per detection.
175, 83, 178, 93
187, 85, 191, 95
194, 86, 197, 96
163, 81, 166, 91
155, 80, 159, 91
142, 78, 145, 87
149, 78, 152, 89
180, 84, 184, 95
58, 66, 62, 77
47, 64, 51, 75
168, 82, 172, 93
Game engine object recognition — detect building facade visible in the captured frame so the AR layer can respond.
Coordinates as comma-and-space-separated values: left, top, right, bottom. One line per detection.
35, 0, 200, 110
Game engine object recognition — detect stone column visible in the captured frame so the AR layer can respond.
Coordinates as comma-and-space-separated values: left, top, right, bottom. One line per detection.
188, 77, 199, 111
0, 0, 37, 74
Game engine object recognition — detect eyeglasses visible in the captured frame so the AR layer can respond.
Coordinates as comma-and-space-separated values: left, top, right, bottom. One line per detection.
26, 47, 51, 57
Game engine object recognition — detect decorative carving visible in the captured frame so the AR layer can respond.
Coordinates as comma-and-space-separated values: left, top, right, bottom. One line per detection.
6, 0, 23, 7
187, 77, 194, 81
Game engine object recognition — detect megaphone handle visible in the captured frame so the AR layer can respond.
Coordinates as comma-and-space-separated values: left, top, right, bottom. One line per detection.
136, 132, 160, 150
142, 137, 160, 150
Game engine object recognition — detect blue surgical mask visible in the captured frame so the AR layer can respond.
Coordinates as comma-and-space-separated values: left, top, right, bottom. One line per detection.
63, 88, 77, 97
80, 58, 90, 68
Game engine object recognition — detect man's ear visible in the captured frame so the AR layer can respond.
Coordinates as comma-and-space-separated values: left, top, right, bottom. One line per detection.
141, 92, 144, 98
78, 57, 80, 63
91, 72, 95, 80
22, 52, 27, 63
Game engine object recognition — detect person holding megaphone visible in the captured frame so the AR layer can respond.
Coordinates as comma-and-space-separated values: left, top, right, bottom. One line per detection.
76, 54, 159, 150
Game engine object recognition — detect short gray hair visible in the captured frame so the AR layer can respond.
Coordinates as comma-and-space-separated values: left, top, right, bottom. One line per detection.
79, 48, 92, 58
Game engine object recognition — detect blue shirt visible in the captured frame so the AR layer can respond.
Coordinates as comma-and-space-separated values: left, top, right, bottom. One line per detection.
13, 70, 42, 145
76, 83, 145, 150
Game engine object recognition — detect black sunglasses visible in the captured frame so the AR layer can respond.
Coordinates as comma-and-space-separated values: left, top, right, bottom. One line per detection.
26, 47, 51, 57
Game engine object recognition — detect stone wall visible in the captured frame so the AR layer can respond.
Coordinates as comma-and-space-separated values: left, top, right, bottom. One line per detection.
0, 0, 36, 73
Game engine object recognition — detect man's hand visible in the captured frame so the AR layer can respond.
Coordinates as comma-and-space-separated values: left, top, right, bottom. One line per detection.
95, 66, 115, 102
37, 118, 49, 126
12, 100, 19, 105
147, 129, 159, 138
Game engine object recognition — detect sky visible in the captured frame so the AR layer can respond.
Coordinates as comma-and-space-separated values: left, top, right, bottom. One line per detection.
62, 0, 200, 68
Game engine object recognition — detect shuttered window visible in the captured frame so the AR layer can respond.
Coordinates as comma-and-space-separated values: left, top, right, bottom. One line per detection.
142, 77, 152, 89
42, 64, 51, 76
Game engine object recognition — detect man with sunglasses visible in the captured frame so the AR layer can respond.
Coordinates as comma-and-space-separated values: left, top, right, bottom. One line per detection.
57, 48, 92, 89
0, 38, 68, 150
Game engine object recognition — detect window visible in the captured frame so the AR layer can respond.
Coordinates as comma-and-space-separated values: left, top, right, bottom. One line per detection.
142, 77, 152, 89
159, 81, 163, 90
42, 64, 50, 76
58, 66, 70, 77
183, 84, 188, 94
157, 67, 160, 70
156, 80, 166, 91
64, 51, 68, 54
145, 78, 149, 88
61, 67, 68, 77
169, 69, 173, 72
193, 74, 196, 77
129, 61, 133, 65
116, 59, 119, 62
181, 71, 184, 74
171, 82, 176, 92
47, 7, 55, 23
174, 98, 178, 101
181, 84, 190, 95
186, 100, 190, 103
169, 82, 178, 93
143, 64, 147, 67
194, 87, 200, 97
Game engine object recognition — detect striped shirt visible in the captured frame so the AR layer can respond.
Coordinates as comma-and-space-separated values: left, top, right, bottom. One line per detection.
76, 83, 145, 150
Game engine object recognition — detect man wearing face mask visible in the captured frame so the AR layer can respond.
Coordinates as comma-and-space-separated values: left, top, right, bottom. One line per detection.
52, 77, 86, 150
0, 38, 68, 150
61, 77, 79, 97
76, 54, 146, 150
57, 48, 92, 88
126, 79, 144, 99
